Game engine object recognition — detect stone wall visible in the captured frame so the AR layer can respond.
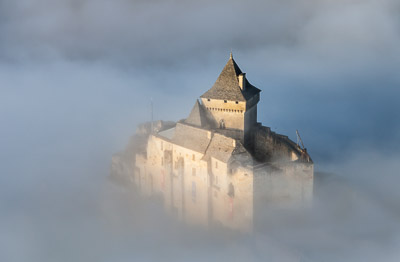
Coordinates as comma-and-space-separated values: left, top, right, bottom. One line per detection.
244, 104, 257, 145
201, 98, 246, 130
252, 126, 301, 162
252, 161, 313, 228
128, 122, 313, 233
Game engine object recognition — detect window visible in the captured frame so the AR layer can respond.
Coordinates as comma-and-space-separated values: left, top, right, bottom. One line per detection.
192, 154, 195, 161
228, 183, 235, 197
192, 167, 196, 176
235, 101, 238, 104
192, 182, 196, 202
215, 161, 218, 169
224, 100, 227, 103
215, 175, 219, 185
207, 99, 210, 101
161, 141, 163, 150
161, 157, 164, 165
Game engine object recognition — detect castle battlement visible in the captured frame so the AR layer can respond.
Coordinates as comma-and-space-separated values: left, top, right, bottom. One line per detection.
111, 54, 313, 232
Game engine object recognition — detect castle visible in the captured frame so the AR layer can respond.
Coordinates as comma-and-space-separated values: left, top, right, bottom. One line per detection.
112, 54, 313, 232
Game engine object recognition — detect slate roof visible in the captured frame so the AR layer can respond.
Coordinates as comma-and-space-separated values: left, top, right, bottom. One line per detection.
158, 127, 175, 140
171, 123, 212, 154
203, 133, 252, 164
201, 56, 261, 102
167, 122, 251, 163
184, 100, 208, 127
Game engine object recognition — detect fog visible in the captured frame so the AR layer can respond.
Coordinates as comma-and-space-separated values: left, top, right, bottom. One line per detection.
1, 0, 400, 261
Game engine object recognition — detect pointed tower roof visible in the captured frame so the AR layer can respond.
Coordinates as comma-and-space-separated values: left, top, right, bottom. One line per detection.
201, 54, 261, 102
185, 100, 208, 127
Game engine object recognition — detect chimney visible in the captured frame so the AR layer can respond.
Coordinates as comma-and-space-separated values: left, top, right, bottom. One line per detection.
238, 73, 246, 90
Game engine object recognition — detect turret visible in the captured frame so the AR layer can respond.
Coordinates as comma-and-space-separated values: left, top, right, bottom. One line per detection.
200, 53, 261, 145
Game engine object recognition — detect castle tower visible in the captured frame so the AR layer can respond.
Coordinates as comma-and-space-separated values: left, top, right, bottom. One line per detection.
200, 53, 261, 145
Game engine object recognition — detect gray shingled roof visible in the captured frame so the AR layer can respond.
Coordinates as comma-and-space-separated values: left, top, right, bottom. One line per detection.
203, 133, 252, 163
158, 127, 175, 140
184, 100, 207, 127
201, 57, 261, 102
203, 133, 235, 162
172, 123, 212, 154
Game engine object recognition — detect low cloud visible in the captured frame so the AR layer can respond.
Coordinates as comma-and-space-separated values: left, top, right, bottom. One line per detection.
1, 0, 400, 261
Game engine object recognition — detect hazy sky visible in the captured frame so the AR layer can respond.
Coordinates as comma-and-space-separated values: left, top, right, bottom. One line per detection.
1, 0, 400, 261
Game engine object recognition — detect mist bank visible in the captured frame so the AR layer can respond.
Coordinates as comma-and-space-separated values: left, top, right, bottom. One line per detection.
2, 152, 400, 262
1, 0, 400, 261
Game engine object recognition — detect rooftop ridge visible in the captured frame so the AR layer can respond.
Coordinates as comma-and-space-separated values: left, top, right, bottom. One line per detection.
200, 56, 260, 101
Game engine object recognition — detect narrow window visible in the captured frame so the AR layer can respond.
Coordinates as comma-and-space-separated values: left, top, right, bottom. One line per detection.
161, 157, 164, 165
216, 175, 219, 185
215, 161, 218, 169
161, 141, 163, 150
228, 183, 235, 197
192, 182, 196, 202
192, 167, 196, 176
